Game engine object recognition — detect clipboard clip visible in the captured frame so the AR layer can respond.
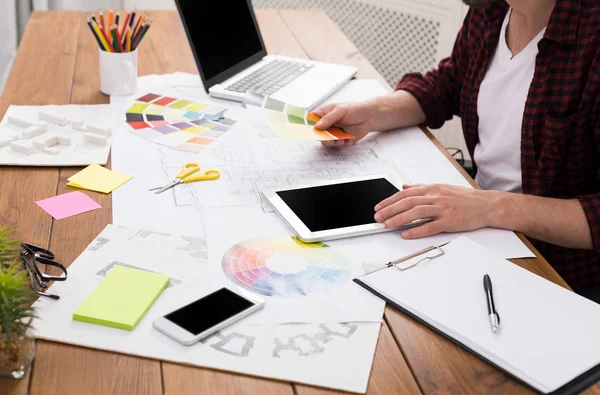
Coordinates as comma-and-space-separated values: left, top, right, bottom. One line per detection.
391, 245, 446, 271
359, 243, 447, 278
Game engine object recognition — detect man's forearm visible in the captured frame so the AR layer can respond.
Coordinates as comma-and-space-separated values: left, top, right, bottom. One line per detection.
365, 90, 426, 132
489, 192, 593, 250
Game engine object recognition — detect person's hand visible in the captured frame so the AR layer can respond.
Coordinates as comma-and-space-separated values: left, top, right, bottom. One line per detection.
312, 102, 376, 147
374, 184, 503, 239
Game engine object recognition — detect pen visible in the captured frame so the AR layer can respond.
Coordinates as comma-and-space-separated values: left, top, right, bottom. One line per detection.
483, 273, 500, 333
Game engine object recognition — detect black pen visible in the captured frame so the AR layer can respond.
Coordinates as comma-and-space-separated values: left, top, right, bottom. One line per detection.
483, 273, 500, 333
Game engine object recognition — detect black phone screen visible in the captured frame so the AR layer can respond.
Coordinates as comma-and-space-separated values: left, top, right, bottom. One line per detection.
165, 288, 255, 335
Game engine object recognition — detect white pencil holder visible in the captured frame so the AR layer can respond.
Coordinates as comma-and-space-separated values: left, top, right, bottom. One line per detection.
99, 48, 138, 96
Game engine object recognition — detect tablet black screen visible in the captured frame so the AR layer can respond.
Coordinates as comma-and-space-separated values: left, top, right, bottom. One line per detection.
276, 178, 399, 232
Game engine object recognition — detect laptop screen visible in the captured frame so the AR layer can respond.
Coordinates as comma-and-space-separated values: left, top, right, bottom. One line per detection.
175, 0, 267, 89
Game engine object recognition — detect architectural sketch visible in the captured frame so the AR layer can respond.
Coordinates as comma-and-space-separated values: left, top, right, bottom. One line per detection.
202, 331, 256, 357
273, 323, 359, 357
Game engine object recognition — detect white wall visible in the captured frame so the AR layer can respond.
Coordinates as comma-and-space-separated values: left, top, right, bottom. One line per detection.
0, 0, 18, 94
123, 0, 175, 9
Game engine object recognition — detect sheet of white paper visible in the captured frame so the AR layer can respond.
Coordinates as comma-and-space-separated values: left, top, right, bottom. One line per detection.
360, 237, 600, 394
0, 105, 114, 166
112, 74, 532, 260
33, 225, 380, 394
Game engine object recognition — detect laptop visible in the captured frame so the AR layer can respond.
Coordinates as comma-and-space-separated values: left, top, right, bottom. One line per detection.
174, 0, 358, 110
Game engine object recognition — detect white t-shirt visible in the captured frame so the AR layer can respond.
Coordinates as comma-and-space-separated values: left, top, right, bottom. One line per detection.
474, 9, 546, 193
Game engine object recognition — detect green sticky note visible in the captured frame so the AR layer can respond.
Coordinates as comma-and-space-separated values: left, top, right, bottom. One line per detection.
73, 265, 169, 331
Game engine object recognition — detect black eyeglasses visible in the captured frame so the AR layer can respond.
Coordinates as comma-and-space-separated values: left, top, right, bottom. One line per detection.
20, 243, 67, 300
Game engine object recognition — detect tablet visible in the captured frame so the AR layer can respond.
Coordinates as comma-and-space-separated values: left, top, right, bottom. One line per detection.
263, 175, 431, 242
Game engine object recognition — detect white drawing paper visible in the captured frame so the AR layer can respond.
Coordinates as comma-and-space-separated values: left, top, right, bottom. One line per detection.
32, 225, 380, 394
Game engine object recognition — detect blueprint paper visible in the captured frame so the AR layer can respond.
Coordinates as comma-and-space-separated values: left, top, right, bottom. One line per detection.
32, 225, 380, 394
0, 105, 114, 166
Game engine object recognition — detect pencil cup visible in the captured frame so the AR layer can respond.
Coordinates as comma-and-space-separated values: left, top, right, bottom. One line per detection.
99, 48, 138, 96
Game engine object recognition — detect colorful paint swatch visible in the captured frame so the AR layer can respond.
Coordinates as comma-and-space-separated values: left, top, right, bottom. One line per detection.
137, 93, 161, 103
35, 191, 101, 220
153, 96, 177, 106
125, 93, 235, 152
127, 103, 150, 113
169, 99, 192, 109
247, 103, 354, 141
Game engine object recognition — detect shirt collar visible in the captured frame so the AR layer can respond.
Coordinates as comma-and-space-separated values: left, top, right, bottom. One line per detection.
484, 0, 580, 46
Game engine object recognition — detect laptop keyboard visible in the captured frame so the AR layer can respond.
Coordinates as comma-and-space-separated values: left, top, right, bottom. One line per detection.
226, 60, 314, 97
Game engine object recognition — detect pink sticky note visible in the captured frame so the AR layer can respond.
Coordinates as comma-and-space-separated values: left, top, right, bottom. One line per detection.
35, 192, 102, 220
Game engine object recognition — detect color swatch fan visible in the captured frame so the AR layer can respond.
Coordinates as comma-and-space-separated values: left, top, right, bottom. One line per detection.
246, 97, 354, 141
222, 237, 351, 297
125, 93, 237, 152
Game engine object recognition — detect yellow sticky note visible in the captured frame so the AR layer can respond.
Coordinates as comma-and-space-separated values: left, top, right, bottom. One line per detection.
67, 164, 133, 194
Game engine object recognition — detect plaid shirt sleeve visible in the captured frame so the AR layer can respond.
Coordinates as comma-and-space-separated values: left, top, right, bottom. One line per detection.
395, 10, 475, 129
577, 50, 600, 253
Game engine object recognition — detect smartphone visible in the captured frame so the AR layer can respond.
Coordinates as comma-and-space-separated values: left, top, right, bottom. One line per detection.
153, 287, 264, 345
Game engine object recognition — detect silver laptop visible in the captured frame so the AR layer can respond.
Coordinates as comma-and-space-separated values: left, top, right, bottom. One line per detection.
174, 0, 357, 110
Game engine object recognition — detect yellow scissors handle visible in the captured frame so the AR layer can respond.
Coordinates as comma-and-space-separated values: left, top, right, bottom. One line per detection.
182, 169, 221, 183
176, 162, 200, 179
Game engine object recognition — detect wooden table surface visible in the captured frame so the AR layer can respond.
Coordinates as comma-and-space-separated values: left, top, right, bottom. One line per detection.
0, 10, 598, 395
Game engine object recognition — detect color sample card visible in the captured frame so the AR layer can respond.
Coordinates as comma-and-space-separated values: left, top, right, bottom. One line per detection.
35, 191, 101, 220
73, 265, 169, 331
246, 97, 354, 141
67, 164, 133, 194
124, 93, 235, 152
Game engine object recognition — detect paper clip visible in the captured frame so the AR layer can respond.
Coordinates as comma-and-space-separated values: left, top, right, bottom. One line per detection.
359, 243, 447, 278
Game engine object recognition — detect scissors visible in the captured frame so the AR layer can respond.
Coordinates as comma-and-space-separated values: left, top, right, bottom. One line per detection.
149, 162, 220, 194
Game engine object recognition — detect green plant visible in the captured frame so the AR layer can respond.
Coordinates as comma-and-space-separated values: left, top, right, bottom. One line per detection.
0, 226, 20, 267
0, 226, 35, 340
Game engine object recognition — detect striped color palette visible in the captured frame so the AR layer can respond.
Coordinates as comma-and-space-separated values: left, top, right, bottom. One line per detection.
124, 93, 236, 152
246, 97, 355, 141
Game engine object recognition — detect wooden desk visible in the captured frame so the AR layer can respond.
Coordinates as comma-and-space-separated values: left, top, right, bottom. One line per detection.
0, 10, 598, 395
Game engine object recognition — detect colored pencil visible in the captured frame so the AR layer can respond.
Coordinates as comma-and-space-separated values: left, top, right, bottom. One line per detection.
130, 9, 136, 27
87, 10, 150, 53
132, 23, 150, 50
87, 20, 104, 50
99, 11, 105, 34
91, 19, 111, 52
132, 14, 144, 37
96, 19, 114, 52
120, 11, 131, 38
126, 28, 131, 52
111, 25, 123, 52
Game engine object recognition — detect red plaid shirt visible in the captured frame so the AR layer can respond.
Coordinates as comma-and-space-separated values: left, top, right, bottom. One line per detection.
396, 0, 600, 288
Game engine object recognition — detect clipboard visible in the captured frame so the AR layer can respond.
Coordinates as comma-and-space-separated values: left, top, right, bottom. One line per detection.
353, 238, 600, 394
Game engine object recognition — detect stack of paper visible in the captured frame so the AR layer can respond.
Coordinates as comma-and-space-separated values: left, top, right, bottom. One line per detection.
73, 265, 169, 330
67, 164, 132, 194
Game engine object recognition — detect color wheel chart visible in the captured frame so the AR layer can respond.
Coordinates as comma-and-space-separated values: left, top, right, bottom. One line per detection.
125, 93, 237, 152
246, 97, 355, 141
222, 237, 352, 297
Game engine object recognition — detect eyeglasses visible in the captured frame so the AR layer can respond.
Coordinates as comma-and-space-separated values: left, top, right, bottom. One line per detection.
20, 243, 67, 300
